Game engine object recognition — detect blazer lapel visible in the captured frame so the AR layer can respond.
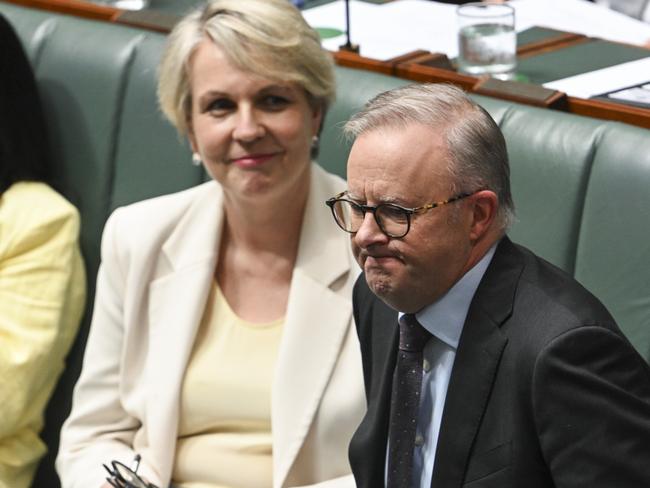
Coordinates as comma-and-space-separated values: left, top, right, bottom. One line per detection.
431, 238, 523, 488
272, 166, 355, 488
351, 281, 399, 488
144, 183, 224, 482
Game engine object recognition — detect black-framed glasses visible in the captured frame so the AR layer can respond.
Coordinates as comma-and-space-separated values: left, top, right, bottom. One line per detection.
325, 191, 475, 238
103, 454, 158, 488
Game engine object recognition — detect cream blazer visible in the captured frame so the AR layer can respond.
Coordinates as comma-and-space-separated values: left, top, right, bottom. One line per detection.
57, 165, 365, 488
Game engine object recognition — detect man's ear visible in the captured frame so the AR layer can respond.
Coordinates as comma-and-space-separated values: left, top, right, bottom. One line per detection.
468, 190, 499, 241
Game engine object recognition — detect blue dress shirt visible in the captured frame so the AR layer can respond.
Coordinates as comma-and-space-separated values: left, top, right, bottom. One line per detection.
387, 244, 497, 488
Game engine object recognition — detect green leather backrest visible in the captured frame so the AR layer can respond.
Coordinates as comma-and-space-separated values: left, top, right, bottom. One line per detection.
0, 4, 202, 277
319, 67, 409, 178
495, 104, 604, 274
109, 33, 203, 210
576, 124, 650, 359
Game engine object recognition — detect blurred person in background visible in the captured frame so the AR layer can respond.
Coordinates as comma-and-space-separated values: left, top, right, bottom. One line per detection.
0, 13, 86, 488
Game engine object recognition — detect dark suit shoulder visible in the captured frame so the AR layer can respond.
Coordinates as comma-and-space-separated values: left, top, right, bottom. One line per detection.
530, 323, 650, 487
506, 241, 619, 342
478, 238, 639, 387
461, 238, 650, 488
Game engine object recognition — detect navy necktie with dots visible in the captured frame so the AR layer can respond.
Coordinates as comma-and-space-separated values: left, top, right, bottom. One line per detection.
387, 313, 432, 488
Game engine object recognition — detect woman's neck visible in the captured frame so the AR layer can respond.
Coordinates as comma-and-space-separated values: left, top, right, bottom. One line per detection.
215, 176, 310, 321
220, 175, 310, 257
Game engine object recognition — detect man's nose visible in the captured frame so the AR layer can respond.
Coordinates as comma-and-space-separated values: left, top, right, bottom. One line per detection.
353, 211, 389, 248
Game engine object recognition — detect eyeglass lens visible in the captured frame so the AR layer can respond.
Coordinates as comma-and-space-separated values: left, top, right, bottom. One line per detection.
331, 200, 409, 237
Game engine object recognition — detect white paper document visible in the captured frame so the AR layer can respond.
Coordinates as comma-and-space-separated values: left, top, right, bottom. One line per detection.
512, 0, 650, 46
302, 0, 650, 61
301, 0, 459, 60
608, 85, 650, 105
543, 57, 650, 99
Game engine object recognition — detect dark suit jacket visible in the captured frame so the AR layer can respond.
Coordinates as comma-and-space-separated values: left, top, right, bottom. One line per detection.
349, 237, 650, 488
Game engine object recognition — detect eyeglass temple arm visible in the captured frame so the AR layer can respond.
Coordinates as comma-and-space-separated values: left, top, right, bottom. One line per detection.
130, 454, 141, 473
326, 191, 347, 203
413, 191, 475, 213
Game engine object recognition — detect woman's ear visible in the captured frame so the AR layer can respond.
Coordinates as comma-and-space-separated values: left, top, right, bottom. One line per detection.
312, 103, 324, 138
187, 118, 198, 155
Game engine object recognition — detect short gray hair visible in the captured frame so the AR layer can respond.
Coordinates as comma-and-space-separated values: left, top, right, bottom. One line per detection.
345, 83, 515, 229
158, 0, 335, 136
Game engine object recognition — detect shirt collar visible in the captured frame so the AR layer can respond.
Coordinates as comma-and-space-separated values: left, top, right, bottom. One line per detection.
399, 243, 498, 349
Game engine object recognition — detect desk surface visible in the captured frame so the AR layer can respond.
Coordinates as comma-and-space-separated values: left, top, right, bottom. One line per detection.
3, 0, 650, 129
518, 38, 650, 85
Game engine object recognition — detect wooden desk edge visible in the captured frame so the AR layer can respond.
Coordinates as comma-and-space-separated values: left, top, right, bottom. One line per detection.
394, 62, 476, 90
3, 0, 121, 21
517, 31, 586, 57
568, 97, 650, 129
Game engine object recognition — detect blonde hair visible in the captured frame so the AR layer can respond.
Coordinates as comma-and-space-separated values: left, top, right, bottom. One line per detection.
158, 0, 335, 136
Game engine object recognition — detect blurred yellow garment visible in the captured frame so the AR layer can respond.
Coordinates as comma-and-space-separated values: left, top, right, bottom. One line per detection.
172, 283, 283, 488
0, 181, 86, 488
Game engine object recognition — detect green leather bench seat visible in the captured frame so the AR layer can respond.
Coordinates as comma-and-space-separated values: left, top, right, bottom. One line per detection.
1, 3, 649, 486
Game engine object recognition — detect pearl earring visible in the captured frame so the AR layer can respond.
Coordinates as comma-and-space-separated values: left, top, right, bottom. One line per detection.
311, 135, 320, 153
191, 153, 202, 166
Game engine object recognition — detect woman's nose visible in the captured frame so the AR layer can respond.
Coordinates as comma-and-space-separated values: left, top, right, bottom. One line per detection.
232, 109, 265, 142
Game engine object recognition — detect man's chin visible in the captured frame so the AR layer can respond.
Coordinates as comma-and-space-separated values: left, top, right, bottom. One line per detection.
366, 276, 400, 310
365, 273, 423, 313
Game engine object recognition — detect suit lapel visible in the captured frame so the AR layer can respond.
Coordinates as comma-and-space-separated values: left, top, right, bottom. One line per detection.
431, 237, 523, 488
350, 279, 399, 488
272, 166, 355, 488
144, 183, 224, 482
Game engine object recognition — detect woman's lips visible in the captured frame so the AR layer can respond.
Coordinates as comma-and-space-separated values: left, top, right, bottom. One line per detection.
230, 153, 277, 168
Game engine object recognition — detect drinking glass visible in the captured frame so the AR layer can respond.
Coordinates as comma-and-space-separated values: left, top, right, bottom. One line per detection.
457, 2, 516, 80
102, 0, 150, 10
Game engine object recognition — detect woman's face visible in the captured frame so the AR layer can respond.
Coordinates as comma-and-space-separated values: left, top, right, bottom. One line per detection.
187, 39, 322, 201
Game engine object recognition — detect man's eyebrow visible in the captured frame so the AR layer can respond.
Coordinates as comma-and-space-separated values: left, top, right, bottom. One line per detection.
345, 192, 363, 203
380, 195, 404, 205
346, 193, 405, 205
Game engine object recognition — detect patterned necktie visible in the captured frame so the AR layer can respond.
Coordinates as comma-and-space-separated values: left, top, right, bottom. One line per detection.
387, 313, 432, 488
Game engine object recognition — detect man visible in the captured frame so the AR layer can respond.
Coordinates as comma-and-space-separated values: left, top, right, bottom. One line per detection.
325, 84, 650, 488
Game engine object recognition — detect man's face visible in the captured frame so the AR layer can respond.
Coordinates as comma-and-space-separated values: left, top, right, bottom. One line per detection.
347, 124, 477, 313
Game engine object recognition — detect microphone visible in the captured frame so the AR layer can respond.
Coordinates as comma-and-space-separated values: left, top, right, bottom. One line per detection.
339, 0, 360, 53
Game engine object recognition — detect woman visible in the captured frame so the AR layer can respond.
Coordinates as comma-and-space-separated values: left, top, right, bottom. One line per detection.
0, 13, 86, 488
56, 1, 365, 487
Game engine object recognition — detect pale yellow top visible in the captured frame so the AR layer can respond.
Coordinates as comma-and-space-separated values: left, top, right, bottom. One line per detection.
172, 283, 284, 488
0, 182, 86, 488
